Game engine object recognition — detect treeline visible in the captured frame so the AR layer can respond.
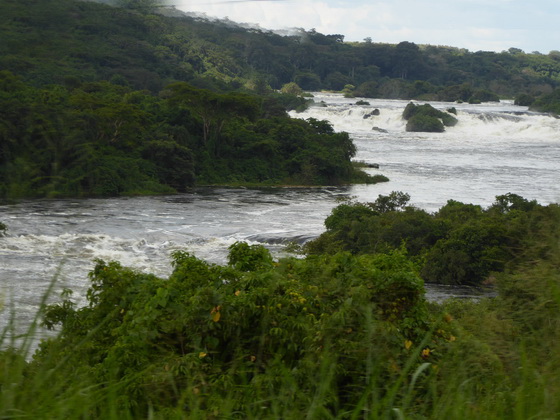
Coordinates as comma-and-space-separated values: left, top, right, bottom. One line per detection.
0, 70, 379, 199
2, 194, 560, 418
2, 0, 560, 198
2, 0, 560, 101
305, 192, 560, 286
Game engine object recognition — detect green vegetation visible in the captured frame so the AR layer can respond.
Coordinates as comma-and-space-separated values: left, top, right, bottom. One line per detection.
2, 0, 560, 101
3, 1, 560, 417
2, 196, 560, 418
2, 0, 560, 198
0, 71, 378, 199
530, 88, 560, 114
0, 221, 6, 236
306, 192, 557, 286
402, 103, 458, 132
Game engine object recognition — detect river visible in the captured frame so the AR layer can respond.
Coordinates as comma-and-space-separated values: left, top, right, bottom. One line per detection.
1, 93, 559, 345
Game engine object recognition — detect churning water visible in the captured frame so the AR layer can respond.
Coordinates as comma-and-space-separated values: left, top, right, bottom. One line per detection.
298, 93, 560, 211
1, 93, 559, 344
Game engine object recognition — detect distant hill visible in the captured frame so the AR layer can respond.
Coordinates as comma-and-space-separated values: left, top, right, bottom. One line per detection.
1, 0, 559, 98
1, 0, 559, 199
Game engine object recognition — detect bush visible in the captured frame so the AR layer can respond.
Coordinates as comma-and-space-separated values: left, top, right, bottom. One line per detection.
406, 114, 445, 132
33, 246, 441, 417
469, 89, 500, 103
403, 102, 457, 132
514, 93, 535, 106
306, 193, 554, 287
280, 82, 303, 96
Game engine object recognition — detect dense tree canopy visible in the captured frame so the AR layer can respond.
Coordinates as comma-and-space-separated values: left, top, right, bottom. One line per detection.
1, 0, 560, 100
0, 72, 378, 199
2, 2, 560, 417
1, 0, 560, 200
305, 192, 557, 286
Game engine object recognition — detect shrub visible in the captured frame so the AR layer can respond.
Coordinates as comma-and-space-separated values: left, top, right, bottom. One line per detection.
34, 246, 442, 417
406, 114, 445, 132
514, 93, 535, 106
403, 102, 457, 132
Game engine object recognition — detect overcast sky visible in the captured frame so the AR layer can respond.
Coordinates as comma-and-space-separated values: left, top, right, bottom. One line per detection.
174, 0, 560, 54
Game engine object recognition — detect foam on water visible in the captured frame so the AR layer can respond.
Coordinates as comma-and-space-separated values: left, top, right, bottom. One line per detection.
293, 93, 560, 210
296, 93, 560, 143
2, 93, 560, 350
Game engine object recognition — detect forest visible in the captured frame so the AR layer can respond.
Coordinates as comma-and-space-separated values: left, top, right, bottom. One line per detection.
1, 0, 560, 198
0, 71, 378, 198
2, 0, 560, 418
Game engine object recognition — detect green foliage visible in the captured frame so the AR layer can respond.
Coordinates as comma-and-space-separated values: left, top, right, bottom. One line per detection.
403, 102, 457, 132
0, 221, 6, 236
370, 191, 411, 213
530, 88, 560, 114
436, 84, 473, 102
29, 245, 442, 417
431, 214, 560, 418
421, 219, 510, 285
3, 204, 560, 419
354, 81, 380, 98
0, 75, 195, 198
406, 114, 444, 132
141, 140, 195, 192
1, 0, 559, 102
0, 72, 374, 198
294, 72, 322, 91
307, 192, 554, 287
280, 82, 303, 96
307, 193, 444, 258
1, 0, 559, 198
227, 241, 274, 271
469, 89, 500, 103
515, 93, 535, 106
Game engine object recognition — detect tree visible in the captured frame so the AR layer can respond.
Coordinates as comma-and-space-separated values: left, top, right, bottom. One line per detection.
280, 82, 303, 96
166, 82, 260, 151
116, 0, 162, 12
392, 41, 423, 79
369, 191, 411, 213
294, 72, 321, 91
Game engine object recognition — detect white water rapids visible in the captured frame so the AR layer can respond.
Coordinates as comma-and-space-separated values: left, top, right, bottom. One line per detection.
299, 93, 560, 210
1, 93, 559, 346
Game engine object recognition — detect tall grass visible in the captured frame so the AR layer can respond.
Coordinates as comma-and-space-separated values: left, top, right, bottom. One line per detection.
2, 219, 560, 418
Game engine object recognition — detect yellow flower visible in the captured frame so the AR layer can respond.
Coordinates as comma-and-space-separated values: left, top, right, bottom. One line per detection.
421, 348, 431, 359
211, 306, 221, 322
405, 340, 413, 350
199, 352, 207, 358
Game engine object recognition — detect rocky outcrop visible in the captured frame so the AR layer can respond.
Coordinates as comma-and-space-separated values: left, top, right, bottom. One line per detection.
363, 109, 380, 119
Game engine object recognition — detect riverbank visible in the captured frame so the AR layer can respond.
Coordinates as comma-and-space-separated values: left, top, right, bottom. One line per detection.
2, 226, 559, 419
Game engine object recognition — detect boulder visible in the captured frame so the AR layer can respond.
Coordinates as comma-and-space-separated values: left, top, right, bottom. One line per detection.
363, 108, 380, 119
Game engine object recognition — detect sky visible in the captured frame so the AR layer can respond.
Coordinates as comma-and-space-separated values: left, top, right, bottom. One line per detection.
173, 0, 560, 54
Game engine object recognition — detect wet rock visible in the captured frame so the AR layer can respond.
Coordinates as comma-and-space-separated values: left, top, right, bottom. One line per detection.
363, 108, 380, 119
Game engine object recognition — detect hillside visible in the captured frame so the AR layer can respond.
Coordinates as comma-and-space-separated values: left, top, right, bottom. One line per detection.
1, 0, 559, 199
1, 0, 560, 97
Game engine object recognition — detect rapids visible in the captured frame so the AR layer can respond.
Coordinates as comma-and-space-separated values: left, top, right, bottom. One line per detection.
1, 93, 559, 346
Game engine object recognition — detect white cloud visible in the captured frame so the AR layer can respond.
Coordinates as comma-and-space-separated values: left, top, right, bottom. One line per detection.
178, 0, 560, 53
